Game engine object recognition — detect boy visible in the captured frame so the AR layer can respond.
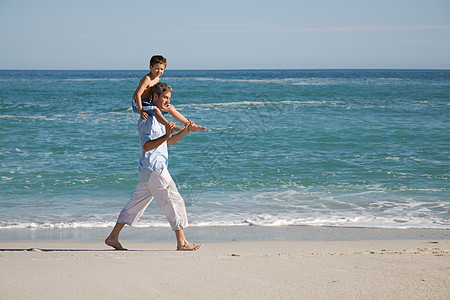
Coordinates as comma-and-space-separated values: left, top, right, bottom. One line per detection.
132, 55, 206, 132
106, 82, 203, 251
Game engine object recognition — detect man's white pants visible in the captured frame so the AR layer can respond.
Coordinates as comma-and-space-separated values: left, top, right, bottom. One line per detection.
117, 168, 188, 231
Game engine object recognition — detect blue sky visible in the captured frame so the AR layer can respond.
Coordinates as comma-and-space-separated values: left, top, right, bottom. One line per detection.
1, 0, 449, 69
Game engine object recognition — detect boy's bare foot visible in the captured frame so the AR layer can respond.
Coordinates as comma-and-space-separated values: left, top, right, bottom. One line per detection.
190, 124, 206, 132
105, 237, 128, 250
173, 125, 185, 132
177, 242, 203, 251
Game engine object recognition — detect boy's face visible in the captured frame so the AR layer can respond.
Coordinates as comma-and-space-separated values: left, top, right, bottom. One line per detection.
150, 63, 166, 77
152, 91, 171, 110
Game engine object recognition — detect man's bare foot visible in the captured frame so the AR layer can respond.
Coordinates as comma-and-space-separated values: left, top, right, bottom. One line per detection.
190, 124, 206, 132
177, 242, 203, 251
105, 237, 128, 250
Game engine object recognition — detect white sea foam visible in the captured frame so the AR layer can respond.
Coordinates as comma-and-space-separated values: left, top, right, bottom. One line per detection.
241, 214, 450, 229
169, 76, 340, 85
0, 220, 170, 230
1, 211, 448, 230
63, 78, 131, 82
167, 76, 429, 86
177, 100, 330, 110
0, 115, 61, 121
385, 156, 400, 160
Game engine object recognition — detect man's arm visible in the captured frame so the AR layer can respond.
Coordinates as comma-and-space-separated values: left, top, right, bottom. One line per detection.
143, 121, 192, 152
142, 134, 169, 152
167, 123, 191, 146
142, 122, 175, 152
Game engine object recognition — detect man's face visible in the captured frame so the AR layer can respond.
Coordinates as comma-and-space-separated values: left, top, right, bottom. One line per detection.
153, 91, 171, 110
150, 63, 166, 77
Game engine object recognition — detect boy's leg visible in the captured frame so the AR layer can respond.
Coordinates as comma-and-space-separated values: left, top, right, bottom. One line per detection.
187, 122, 206, 132
153, 108, 184, 131
148, 168, 202, 251
165, 105, 206, 132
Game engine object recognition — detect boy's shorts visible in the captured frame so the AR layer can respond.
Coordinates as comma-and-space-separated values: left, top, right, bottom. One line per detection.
131, 100, 169, 116
132, 99, 156, 114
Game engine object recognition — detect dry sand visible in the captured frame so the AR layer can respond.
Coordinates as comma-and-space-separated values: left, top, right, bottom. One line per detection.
0, 239, 449, 299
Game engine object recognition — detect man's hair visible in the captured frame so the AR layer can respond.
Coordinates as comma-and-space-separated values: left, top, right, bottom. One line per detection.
151, 82, 173, 97
150, 55, 167, 67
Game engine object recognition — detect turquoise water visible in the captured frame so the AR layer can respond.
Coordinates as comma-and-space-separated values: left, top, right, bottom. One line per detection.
0, 69, 449, 230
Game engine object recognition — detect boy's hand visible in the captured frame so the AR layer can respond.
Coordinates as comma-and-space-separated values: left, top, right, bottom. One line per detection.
140, 110, 149, 120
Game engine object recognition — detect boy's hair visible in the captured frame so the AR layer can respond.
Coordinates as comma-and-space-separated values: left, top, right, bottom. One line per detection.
151, 82, 173, 97
150, 55, 167, 67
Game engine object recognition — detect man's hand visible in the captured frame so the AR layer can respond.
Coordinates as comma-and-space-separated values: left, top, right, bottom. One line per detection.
166, 120, 192, 146
185, 119, 194, 133
165, 122, 176, 139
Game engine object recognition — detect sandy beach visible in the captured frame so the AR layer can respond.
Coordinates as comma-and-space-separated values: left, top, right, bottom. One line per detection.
1, 238, 448, 300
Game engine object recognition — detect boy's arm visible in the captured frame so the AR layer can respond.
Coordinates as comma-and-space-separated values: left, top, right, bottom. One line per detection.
134, 76, 160, 119
134, 78, 150, 111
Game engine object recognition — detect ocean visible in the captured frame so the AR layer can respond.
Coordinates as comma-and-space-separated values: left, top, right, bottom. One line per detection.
1, 69, 449, 238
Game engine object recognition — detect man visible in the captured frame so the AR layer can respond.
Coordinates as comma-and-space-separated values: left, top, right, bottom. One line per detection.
105, 82, 203, 251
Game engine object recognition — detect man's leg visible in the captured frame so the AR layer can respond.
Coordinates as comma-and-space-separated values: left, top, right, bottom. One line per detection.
175, 229, 203, 251
149, 168, 202, 251
105, 223, 127, 250
105, 180, 153, 250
